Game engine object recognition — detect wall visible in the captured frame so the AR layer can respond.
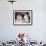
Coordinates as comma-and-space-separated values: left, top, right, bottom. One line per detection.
0, 0, 46, 42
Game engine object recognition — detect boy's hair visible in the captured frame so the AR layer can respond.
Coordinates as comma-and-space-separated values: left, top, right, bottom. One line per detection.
15, 12, 22, 19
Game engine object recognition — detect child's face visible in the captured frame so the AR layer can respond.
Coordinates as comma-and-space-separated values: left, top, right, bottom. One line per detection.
24, 14, 28, 19
17, 15, 22, 20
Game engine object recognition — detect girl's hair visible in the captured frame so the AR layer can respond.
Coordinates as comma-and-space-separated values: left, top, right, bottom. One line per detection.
25, 12, 30, 22
25, 12, 29, 15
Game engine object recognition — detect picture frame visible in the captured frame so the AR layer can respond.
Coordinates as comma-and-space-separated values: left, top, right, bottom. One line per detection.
13, 10, 33, 26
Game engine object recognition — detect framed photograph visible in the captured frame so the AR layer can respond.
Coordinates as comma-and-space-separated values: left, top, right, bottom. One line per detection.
13, 10, 32, 25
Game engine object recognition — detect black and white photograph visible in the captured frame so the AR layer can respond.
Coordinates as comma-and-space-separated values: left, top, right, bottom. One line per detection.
13, 10, 32, 25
